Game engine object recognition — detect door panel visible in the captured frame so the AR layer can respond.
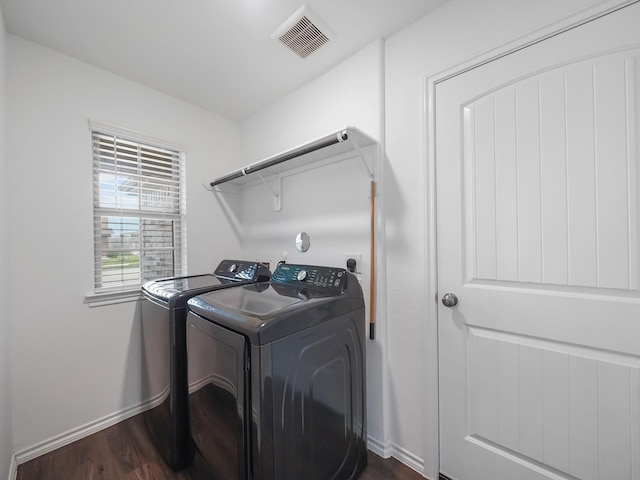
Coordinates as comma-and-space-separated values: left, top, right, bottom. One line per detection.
464, 53, 637, 291
467, 327, 640, 479
437, 3, 640, 479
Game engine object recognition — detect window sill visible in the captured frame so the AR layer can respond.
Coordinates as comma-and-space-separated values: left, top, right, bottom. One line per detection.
84, 290, 142, 308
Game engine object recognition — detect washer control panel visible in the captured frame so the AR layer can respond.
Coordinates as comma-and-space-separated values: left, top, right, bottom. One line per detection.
272, 263, 347, 293
215, 260, 270, 282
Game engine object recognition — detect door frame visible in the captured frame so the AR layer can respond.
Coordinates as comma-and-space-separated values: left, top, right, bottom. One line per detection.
421, 1, 638, 478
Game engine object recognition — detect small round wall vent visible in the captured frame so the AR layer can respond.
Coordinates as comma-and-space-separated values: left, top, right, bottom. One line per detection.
271, 5, 332, 59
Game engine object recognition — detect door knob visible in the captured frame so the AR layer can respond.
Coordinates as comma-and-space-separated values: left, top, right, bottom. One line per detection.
442, 293, 458, 307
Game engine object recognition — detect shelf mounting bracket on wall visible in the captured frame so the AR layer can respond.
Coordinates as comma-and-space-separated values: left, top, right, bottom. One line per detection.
351, 136, 374, 180
255, 172, 282, 211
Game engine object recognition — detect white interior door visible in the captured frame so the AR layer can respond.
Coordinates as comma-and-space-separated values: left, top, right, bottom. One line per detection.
436, 3, 640, 480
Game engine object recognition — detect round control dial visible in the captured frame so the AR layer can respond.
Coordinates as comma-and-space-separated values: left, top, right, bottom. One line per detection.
228, 263, 238, 273
297, 270, 308, 281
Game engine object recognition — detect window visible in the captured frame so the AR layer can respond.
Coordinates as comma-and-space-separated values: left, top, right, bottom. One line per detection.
92, 125, 186, 293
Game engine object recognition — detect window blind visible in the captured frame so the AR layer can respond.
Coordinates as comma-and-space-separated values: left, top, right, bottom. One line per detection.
92, 131, 186, 293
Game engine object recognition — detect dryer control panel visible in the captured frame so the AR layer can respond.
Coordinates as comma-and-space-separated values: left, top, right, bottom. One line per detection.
271, 263, 347, 294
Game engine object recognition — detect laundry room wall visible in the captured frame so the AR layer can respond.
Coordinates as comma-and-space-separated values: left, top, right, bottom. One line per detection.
0, 4, 14, 479
6, 35, 244, 458
238, 40, 389, 452
383, 0, 627, 477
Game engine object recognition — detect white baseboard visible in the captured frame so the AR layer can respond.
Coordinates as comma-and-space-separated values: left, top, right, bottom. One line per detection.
366, 434, 390, 458
388, 442, 426, 477
6, 455, 17, 480
367, 435, 428, 478
14, 388, 167, 466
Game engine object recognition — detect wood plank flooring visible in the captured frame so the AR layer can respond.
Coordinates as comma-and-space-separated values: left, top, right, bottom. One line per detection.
16, 413, 425, 480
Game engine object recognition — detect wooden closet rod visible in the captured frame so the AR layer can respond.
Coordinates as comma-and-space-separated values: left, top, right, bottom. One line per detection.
369, 180, 375, 340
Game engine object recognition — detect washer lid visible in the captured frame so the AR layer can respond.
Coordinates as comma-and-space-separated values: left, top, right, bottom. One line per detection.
142, 274, 226, 304
141, 260, 272, 307
192, 284, 304, 317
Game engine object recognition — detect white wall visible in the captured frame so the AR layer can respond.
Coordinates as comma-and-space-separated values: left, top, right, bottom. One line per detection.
383, 0, 626, 477
239, 40, 390, 453
6, 35, 243, 457
0, 4, 14, 479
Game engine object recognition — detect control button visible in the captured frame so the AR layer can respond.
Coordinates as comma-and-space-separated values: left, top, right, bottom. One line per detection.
297, 270, 308, 281
228, 263, 238, 273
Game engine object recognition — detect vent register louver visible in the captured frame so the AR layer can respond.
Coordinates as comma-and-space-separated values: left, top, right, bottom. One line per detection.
271, 5, 331, 58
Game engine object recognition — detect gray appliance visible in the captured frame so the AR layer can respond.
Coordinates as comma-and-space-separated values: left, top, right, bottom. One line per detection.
140, 260, 271, 470
185, 262, 367, 480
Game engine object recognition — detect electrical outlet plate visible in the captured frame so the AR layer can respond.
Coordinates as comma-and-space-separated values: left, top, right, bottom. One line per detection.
344, 253, 362, 273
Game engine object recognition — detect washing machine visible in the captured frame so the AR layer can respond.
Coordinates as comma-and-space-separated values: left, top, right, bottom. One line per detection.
140, 259, 271, 470
185, 262, 367, 480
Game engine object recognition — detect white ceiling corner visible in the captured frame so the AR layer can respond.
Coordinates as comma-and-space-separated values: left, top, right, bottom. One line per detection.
0, 0, 448, 121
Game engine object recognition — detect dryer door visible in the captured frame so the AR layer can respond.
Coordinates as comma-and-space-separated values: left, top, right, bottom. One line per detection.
187, 311, 248, 480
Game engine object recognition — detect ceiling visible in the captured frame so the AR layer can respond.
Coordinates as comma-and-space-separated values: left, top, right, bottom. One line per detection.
0, 0, 447, 121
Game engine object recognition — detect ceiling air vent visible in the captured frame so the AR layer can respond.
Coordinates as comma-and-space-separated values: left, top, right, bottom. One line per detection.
271, 5, 331, 59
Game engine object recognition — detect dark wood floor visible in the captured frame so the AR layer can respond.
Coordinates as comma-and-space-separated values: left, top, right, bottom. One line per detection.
16, 413, 425, 480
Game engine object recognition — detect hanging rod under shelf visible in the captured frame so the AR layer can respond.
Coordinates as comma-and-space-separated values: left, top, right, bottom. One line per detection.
210, 127, 376, 188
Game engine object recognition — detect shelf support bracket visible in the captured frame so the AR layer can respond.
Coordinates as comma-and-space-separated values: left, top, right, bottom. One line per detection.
351, 137, 374, 179
256, 172, 282, 211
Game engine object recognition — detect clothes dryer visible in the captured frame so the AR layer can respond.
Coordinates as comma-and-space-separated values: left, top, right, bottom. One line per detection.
186, 263, 367, 480
141, 260, 271, 469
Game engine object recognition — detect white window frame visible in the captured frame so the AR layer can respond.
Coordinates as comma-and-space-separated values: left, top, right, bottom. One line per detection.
88, 120, 187, 302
